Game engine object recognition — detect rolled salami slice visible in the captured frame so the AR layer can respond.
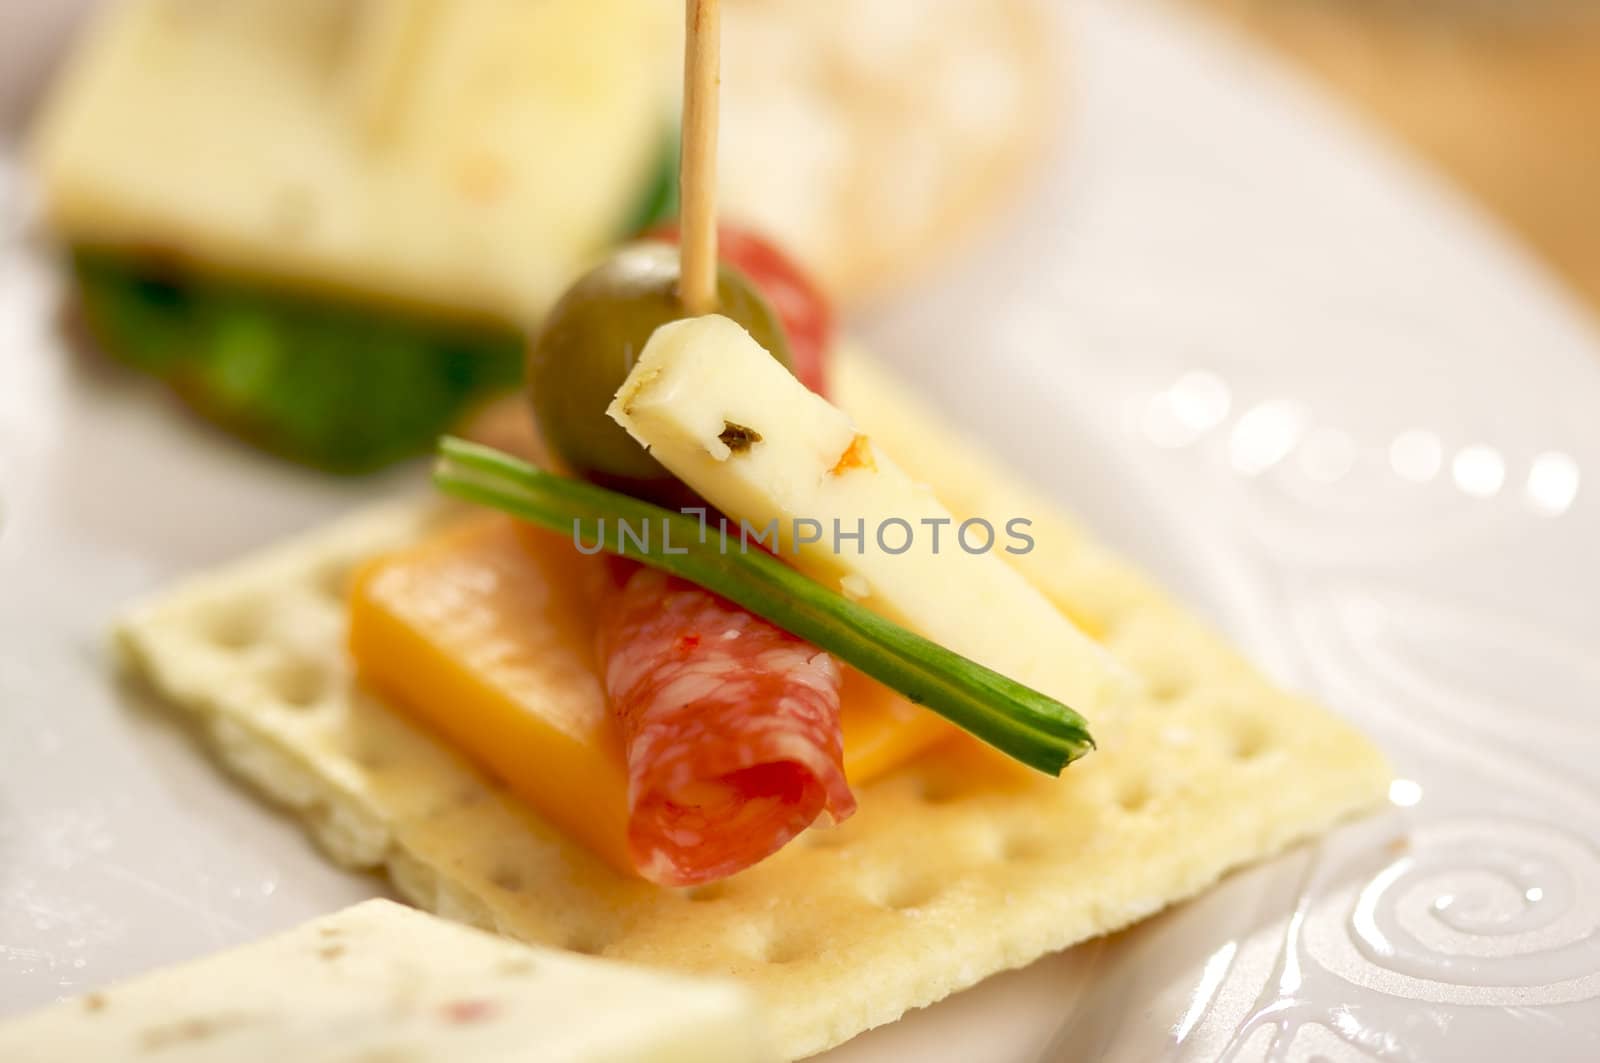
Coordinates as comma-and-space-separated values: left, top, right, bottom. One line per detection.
596, 559, 855, 886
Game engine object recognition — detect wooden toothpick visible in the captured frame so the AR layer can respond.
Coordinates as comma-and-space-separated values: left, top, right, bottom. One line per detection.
679, 0, 721, 316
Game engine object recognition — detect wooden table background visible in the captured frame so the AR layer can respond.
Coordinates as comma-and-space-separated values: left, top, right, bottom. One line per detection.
1193, 0, 1600, 321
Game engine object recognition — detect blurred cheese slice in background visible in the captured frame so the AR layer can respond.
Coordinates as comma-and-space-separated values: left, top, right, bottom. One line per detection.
0, 899, 772, 1063
611, 315, 1123, 721
32, 0, 674, 321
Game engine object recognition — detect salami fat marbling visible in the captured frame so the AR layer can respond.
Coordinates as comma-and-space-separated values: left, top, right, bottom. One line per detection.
596, 560, 855, 886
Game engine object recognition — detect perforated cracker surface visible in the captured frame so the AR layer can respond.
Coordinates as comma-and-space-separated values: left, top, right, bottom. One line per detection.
116, 353, 1388, 1059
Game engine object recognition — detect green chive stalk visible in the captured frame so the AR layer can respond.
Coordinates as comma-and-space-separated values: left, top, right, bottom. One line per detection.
434, 437, 1094, 775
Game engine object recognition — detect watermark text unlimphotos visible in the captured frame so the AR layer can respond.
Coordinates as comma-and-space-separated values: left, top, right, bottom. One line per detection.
574, 508, 1035, 557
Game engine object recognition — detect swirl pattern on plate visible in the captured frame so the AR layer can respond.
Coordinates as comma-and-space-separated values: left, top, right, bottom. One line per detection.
1304, 818, 1600, 1007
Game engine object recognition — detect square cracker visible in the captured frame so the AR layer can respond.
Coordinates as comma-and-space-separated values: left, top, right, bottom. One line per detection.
115, 351, 1388, 1059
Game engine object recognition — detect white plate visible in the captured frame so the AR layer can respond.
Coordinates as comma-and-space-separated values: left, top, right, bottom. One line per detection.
3, 2, 1599, 1059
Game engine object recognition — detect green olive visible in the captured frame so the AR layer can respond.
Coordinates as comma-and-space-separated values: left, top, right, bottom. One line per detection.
527, 241, 792, 500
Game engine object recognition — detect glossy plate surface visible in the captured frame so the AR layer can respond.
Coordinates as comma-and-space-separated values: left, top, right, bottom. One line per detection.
2, 2, 1598, 1059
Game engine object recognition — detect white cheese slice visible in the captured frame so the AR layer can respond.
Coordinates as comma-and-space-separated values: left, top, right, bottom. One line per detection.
0, 900, 771, 1063
30, 0, 675, 321
609, 315, 1122, 720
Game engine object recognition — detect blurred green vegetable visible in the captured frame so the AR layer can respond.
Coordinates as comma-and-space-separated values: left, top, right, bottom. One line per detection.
619, 130, 681, 238
72, 252, 523, 473
67, 137, 681, 474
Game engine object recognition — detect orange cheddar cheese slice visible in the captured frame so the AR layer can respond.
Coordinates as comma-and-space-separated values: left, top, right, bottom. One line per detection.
348, 514, 955, 877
